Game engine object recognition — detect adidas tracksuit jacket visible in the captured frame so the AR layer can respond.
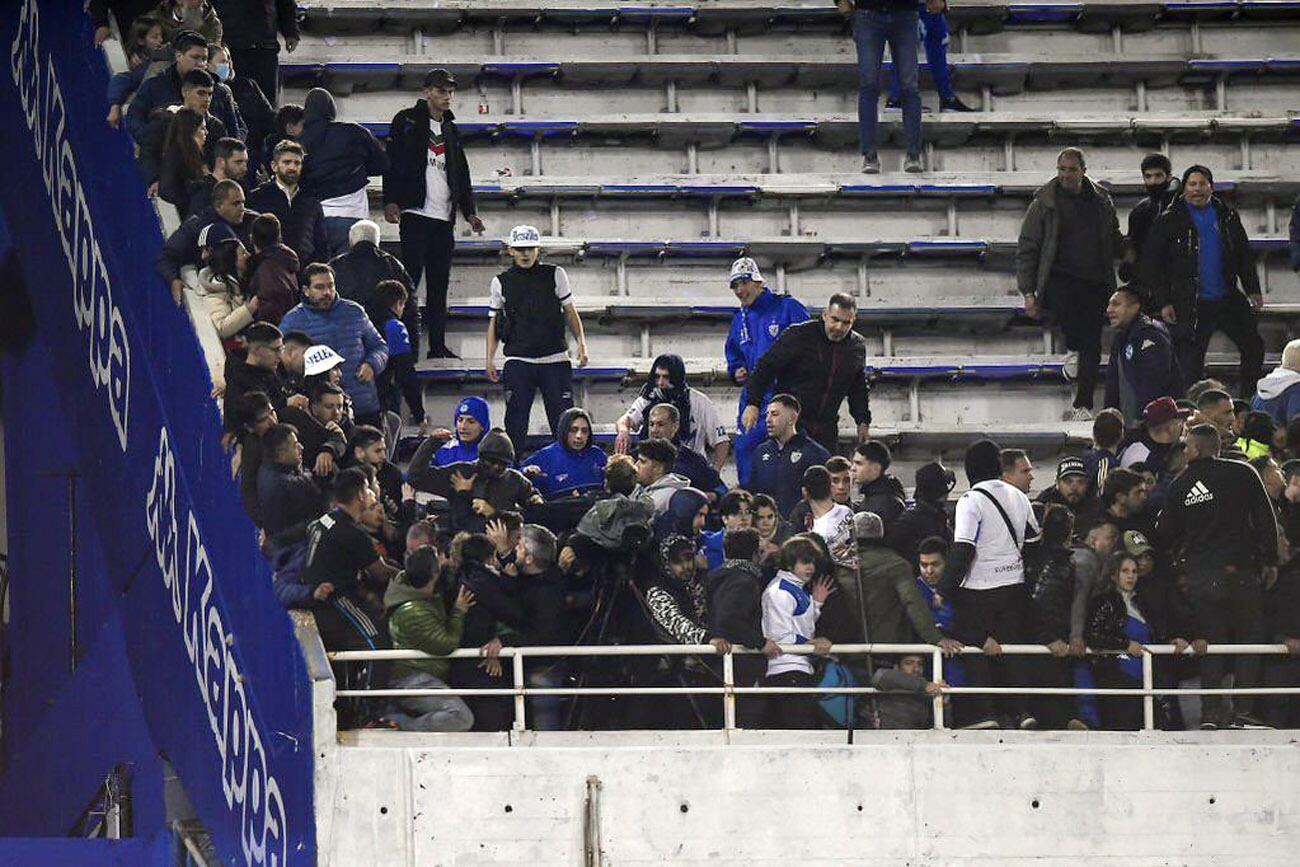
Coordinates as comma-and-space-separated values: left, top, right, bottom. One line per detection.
1157, 456, 1278, 580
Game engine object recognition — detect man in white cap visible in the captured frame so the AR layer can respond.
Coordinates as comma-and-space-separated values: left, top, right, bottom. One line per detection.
723, 257, 809, 485
486, 225, 589, 456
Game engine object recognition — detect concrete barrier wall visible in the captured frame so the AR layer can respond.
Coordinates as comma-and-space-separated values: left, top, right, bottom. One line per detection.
319, 730, 1300, 865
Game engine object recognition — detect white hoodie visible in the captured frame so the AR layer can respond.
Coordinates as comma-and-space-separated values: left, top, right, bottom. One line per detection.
1254, 366, 1300, 401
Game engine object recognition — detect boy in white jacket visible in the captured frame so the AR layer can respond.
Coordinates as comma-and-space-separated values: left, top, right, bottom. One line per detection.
761, 535, 835, 728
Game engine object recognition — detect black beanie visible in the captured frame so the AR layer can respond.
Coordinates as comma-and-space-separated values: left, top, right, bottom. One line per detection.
478, 428, 515, 464
915, 462, 956, 502
964, 439, 1002, 486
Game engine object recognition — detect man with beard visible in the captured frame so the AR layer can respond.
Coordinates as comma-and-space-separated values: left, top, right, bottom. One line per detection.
1121, 153, 1178, 280
521, 407, 608, 499
408, 428, 542, 534
1036, 457, 1099, 531
1103, 285, 1183, 425
247, 140, 329, 267
742, 293, 871, 454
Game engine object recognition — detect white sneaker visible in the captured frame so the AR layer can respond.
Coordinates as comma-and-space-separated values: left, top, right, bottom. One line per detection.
903, 153, 924, 173
1062, 406, 1094, 422
862, 153, 881, 174
1062, 350, 1079, 381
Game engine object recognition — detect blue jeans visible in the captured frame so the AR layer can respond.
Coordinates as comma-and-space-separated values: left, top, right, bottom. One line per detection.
889, 8, 955, 101
852, 8, 922, 156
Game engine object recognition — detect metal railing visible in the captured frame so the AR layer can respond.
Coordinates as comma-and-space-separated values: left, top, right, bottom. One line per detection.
328, 642, 1300, 733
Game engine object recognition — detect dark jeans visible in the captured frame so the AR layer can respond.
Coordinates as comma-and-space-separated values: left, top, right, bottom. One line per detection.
1176, 292, 1265, 398
1187, 566, 1266, 723
314, 594, 392, 727
800, 415, 841, 456
229, 45, 281, 107
379, 352, 426, 423
1043, 272, 1108, 409
852, 9, 922, 156
1027, 653, 1075, 729
889, 9, 955, 101
399, 213, 456, 357
762, 670, 820, 729
501, 359, 574, 458
952, 583, 1031, 723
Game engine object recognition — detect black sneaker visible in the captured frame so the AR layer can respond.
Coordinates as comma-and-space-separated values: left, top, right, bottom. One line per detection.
1231, 713, 1274, 730
429, 345, 460, 360
884, 97, 902, 111
940, 96, 977, 113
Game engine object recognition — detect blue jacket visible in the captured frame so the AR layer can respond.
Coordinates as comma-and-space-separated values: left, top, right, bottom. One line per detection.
725, 288, 809, 412
432, 396, 490, 467
674, 445, 727, 498
125, 63, 240, 143
702, 529, 725, 571
1251, 367, 1300, 425
1103, 313, 1182, 426
521, 442, 607, 499
750, 432, 831, 518
280, 297, 389, 415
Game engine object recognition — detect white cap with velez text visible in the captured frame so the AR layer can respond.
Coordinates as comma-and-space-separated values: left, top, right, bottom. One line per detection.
303, 344, 345, 376
508, 225, 542, 248
729, 256, 763, 285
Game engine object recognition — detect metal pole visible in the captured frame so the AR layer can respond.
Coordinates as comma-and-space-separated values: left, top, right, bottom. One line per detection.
931, 648, 946, 731
1141, 652, 1155, 731
512, 651, 527, 732
722, 651, 736, 734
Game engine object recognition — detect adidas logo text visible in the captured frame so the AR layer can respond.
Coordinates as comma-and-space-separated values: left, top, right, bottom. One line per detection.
1184, 480, 1214, 505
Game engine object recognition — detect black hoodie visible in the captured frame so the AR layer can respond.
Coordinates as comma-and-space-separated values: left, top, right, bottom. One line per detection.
857, 473, 906, 526
298, 89, 388, 202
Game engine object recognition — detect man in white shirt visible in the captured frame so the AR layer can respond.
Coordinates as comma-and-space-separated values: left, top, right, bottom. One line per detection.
382, 69, 486, 359
615, 353, 729, 469
939, 440, 1042, 730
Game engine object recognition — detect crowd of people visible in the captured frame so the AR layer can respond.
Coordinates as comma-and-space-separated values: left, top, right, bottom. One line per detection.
95, 2, 1300, 732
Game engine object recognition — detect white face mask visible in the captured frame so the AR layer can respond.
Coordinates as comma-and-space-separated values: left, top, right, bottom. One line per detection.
214, 63, 232, 82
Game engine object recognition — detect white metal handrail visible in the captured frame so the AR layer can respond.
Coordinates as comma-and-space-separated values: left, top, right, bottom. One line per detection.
328, 642, 1299, 732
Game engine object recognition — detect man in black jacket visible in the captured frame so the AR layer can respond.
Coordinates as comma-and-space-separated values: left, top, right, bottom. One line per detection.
382, 69, 485, 359
126, 31, 240, 144
408, 428, 542, 534
256, 423, 327, 547
247, 140, 328, 266
297, 88, 388, 259
1139, 165, 1265, 397
741, 292, 871, 453
211, 0, 300, 104
209, 43, 273, 168
1157, 424, 1279, 728
1122, 152, 1178, 278
136, 70, 228, 196
705, 528, 776, 726
222, 322, 289, 433
885, 461, 954, 565
852, 440, 905, 525
1103, 285, 1183, 425
330, 219, 416, 341
157, 179, 259, 303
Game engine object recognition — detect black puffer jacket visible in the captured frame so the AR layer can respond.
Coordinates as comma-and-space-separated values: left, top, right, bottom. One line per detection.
705, 560, 766, 649
329, 240, 414, 326
298, 89, 388, 201
382, 101, 477, 224
1026, 544, 1076, 644
1138, 196, 1260, 321
1085, 588, 1164, 651
885, 499, 951, 566
858, 474, 906, 526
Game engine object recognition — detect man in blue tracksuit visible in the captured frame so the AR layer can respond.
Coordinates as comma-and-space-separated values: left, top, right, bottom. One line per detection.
724, 257, 809, 486
521, 407, 607, 499
430, 396, 491, 467
1103, 286, 1183, 426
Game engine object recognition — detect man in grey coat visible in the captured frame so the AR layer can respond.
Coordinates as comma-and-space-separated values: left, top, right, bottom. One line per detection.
1017, 147, 1124, 422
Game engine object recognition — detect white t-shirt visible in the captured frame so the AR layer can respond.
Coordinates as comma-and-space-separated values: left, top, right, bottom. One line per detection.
320, 186, 370, 220
404, 119, 453, 221
811, 503, 857, 570
952, 479, 1040, 590
488, 266, 573, 364
623, 388, 727, 456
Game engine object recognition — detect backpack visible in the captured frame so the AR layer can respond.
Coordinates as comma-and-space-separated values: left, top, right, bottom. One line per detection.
816, 659, 857, 728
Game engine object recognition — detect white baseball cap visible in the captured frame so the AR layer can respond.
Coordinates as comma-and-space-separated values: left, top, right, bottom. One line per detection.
508, 225, 542, 248
303, 344, 345, 376
729, 256, 763, 285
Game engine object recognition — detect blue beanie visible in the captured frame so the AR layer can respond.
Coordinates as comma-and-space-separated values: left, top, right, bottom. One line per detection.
454, 397, 490, 441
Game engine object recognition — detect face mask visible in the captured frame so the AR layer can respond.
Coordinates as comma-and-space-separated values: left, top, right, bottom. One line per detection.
214, 63, 232, 82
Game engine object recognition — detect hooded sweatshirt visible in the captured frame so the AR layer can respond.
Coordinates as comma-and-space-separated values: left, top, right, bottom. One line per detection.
249, 242, 300, 325
520, 407, 608, 498
385, 575, 466, 681
434, 396, 490, 467
298, 88, 389, 206
1251, 366, 1300, 426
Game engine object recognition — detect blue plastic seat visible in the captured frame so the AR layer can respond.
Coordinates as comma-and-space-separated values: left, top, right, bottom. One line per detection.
584, 240, 666, 258
1007, 3, 1084, 23
499, 121, 581, 139
663, 240, 747, 257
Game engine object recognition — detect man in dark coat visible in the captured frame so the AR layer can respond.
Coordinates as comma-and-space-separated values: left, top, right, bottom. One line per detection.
211, 0, 300, 104
126, 31, 240, 143
382, 69, 485, 358
1103, 286, 1183, 426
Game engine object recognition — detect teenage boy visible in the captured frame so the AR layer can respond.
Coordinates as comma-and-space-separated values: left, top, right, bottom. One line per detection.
485, 225, 589, 457
761, 535, 835, 729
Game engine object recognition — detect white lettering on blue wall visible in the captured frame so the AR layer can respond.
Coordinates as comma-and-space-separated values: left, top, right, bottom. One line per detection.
147, 427, 288, 866
10, 0, 130, 450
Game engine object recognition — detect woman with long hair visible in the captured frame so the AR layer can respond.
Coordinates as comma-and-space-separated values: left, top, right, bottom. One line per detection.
197, 239, 257, 347
158, 107, 209, 215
